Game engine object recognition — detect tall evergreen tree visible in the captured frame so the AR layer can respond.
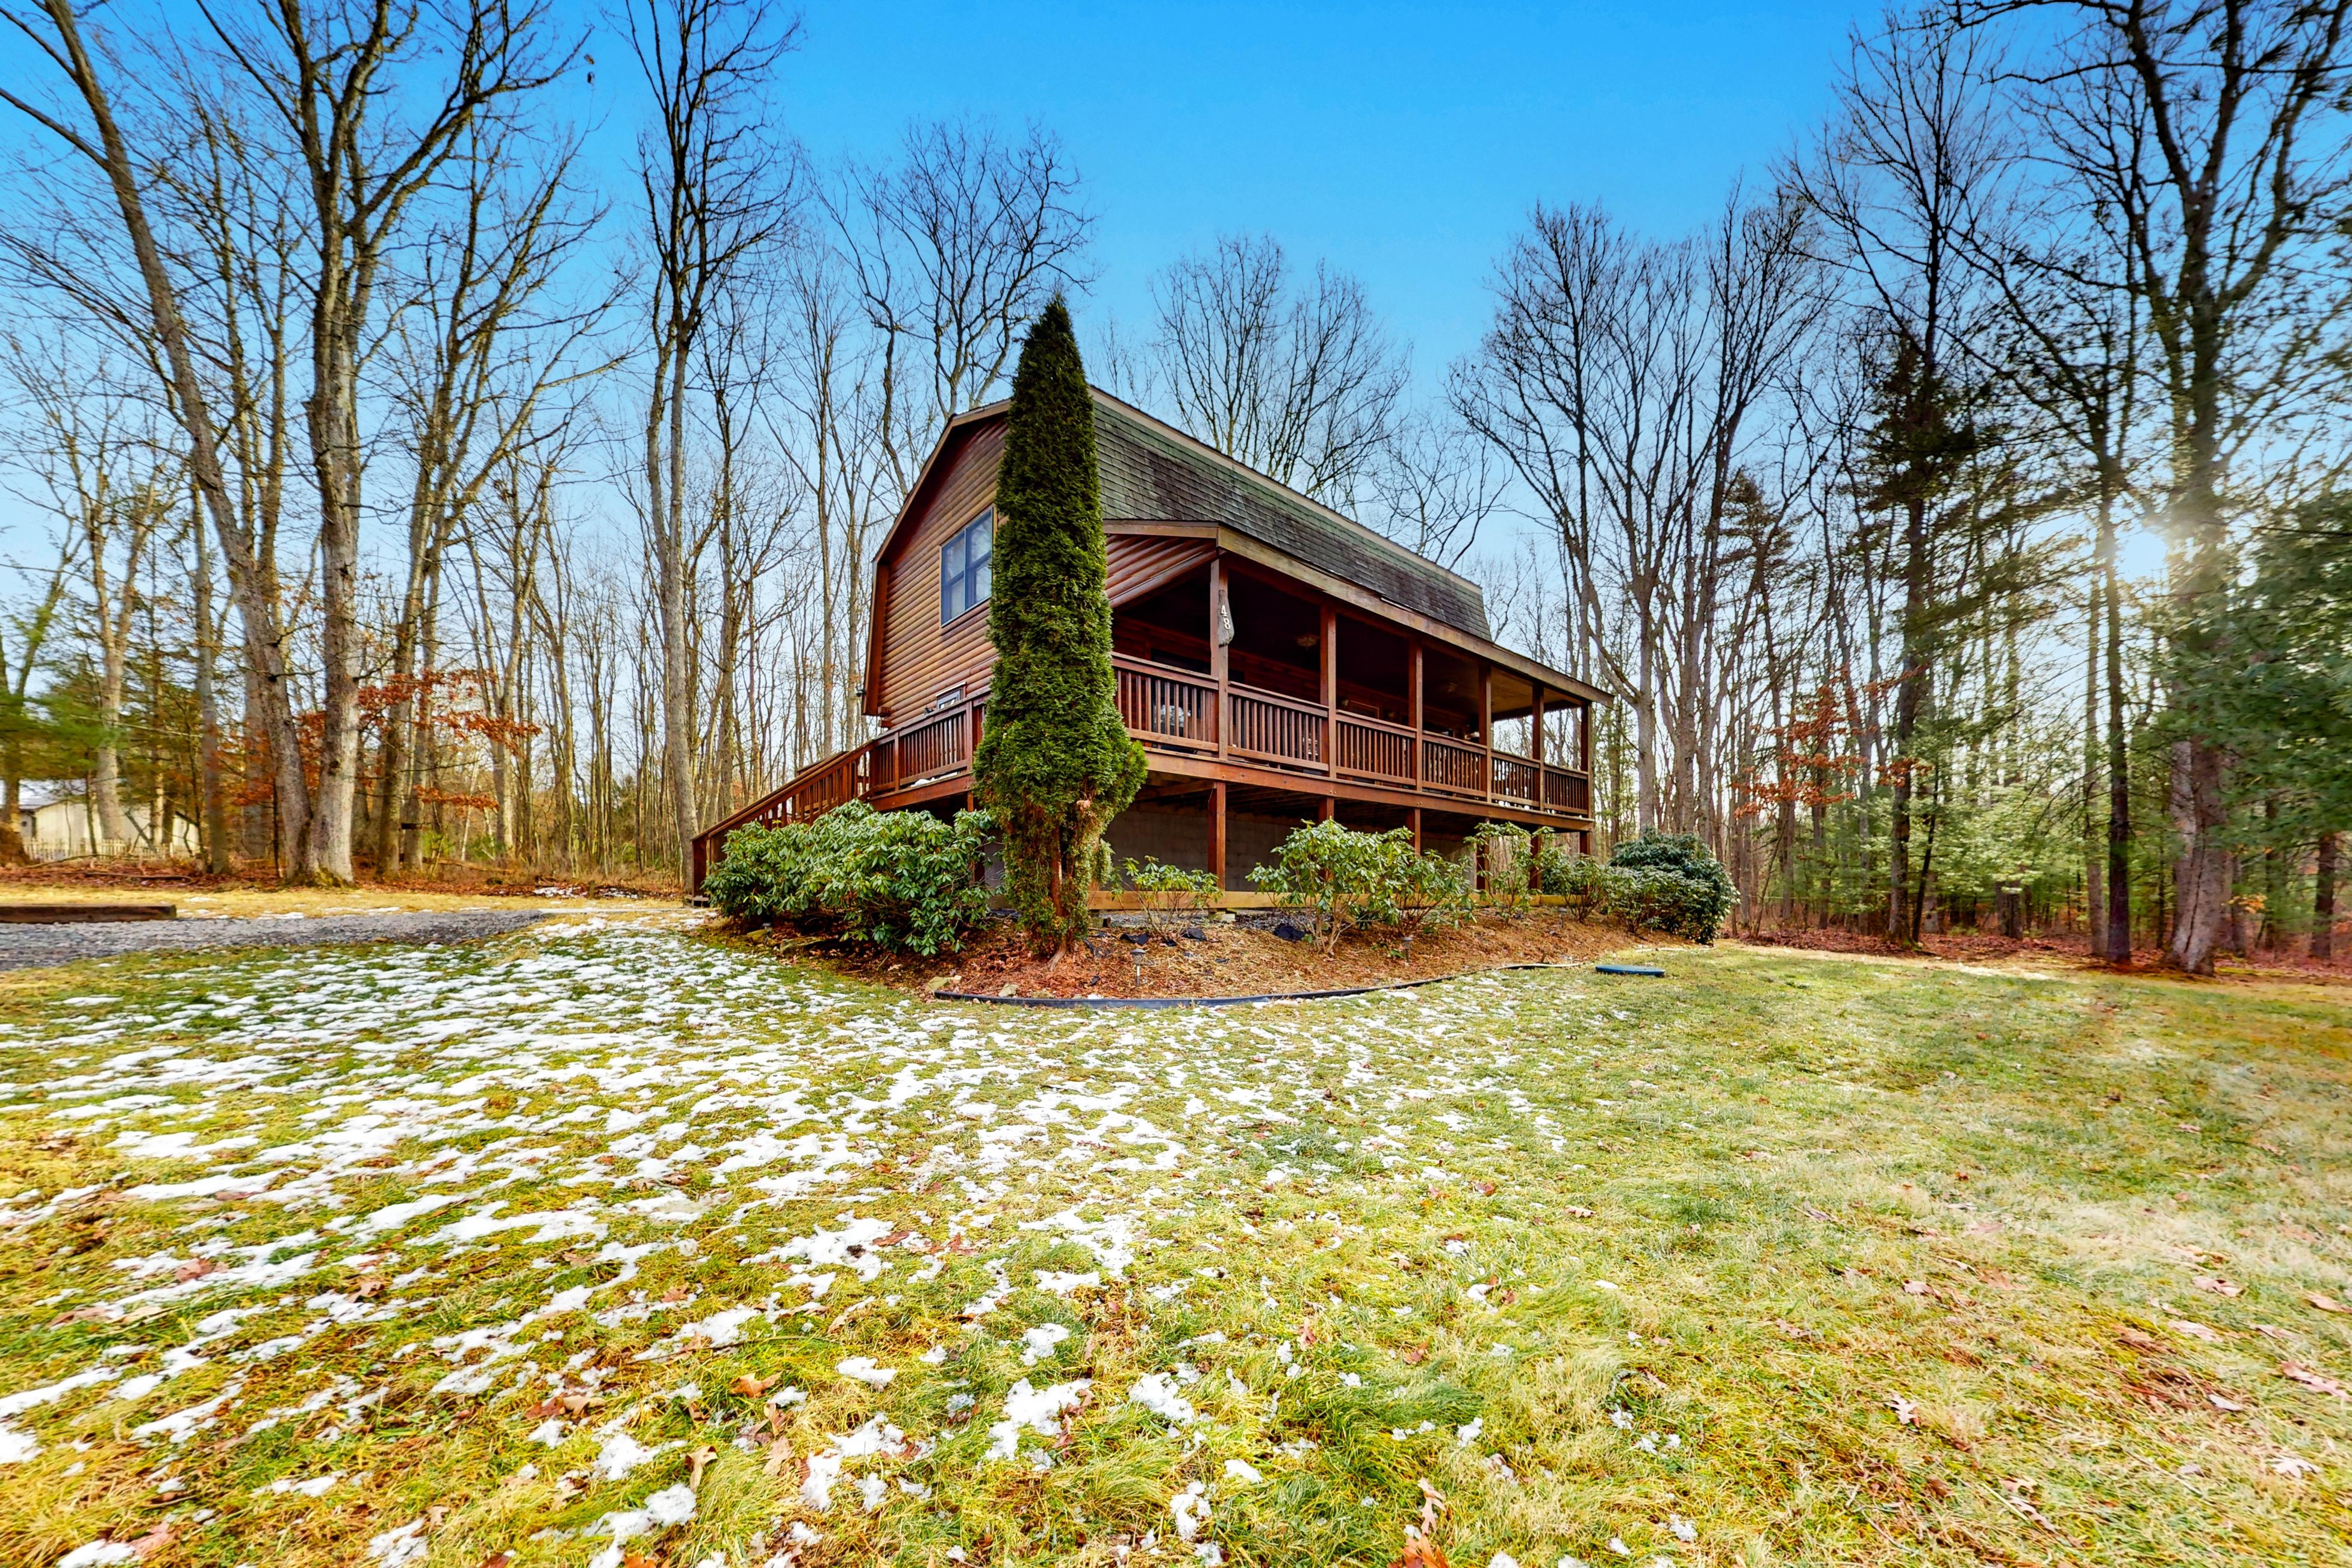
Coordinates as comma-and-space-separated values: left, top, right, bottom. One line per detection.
972, 299, 1146, 953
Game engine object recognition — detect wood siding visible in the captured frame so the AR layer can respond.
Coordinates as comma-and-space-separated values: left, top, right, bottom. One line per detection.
872, 447, 1214, 724
1106, 533, 1215, 604
871, 424, 1004, 724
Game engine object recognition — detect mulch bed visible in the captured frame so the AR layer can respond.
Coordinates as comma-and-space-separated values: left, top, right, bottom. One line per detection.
736, 906, 1653, 1000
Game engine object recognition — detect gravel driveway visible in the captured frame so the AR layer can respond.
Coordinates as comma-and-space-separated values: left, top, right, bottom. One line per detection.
0, 909, 549, 969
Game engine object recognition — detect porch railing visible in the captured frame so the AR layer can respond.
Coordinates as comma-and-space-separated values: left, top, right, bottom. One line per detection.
1114, 655, 1216, 751
692, 654, 1599, 890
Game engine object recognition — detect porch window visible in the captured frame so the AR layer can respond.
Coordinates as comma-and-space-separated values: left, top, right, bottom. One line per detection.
940, 509, 993, 624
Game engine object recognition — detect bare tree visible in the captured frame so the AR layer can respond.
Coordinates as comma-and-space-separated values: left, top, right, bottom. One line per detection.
0, 0, 320, 877
1363, 411, 1504, 570
837, 119, 1093, 506
1788, 8, 2009, 941
1455, 190, 1814, 836
1145, 232, 1406, 503
376, 118, 609, 875
198, 0, 574, 882
626, 0, 798, 877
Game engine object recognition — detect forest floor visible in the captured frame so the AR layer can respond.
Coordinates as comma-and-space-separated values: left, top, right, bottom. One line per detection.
1735, 922, 2352, 986
0, 916, 2347, 1568
0, 865, 676, 920
767, 907, 1646, 1001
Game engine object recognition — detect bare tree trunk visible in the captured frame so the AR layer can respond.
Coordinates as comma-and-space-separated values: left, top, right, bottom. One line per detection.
1, 0, 317, 877
2316, 832, 2338, 963
191, 496, 231, 873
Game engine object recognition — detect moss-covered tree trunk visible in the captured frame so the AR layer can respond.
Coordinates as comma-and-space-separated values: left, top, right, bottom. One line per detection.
971, 299, 1147, 954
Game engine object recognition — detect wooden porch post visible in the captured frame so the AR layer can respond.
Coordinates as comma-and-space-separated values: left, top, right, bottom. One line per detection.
1209, 781, 1227, 892
1409, 643, 1423, 786
1532, 687, 1545, 768
1580, 696, 1593, 772
1319, 796, 1334, 821
1409, 806, 1422, 853
1478, 664, 1493, 803
1321, 605, 1337, 778
1208, 557, 1229, 756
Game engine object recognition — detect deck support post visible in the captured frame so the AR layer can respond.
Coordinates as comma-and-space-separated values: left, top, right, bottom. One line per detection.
1479, 665, 1493, 806
1210, 782, 1227, 891
1321, 605, 1337, 778
1409, 643, 1423, 785
1208, 557, 1230, 757
1409, 806, 1422, 854
1319, 796, 1335, 823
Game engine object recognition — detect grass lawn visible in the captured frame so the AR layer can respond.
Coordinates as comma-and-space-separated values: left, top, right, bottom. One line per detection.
0, 917, 2345, 1567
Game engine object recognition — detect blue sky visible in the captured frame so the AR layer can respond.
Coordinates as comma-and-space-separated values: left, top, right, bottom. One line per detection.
684, 0, 1861, 379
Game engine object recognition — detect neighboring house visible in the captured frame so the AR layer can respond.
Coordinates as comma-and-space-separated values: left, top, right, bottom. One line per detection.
16, 782, 201, 861
690, 387, 1610, 892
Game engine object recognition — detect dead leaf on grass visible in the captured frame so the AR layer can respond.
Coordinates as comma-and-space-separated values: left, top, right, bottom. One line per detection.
762, 1436, 794, 1478
2279, 1363, 2348, 1398
2192, 1275, 2242, 1296
1392, 1535, 1451, 1568
2167, 1319, 2226, 1343
732, 1372, 777, 1398
1561, 1205, 1593, 1218
2304, 1292, 2348, 1315
2116, 1327, 2167, 1353
688, 1445, 716, 1489
1888, 1393, 1918, 1424
1903, 1280, 1930, 1296
2207, 1392, 2247, 1412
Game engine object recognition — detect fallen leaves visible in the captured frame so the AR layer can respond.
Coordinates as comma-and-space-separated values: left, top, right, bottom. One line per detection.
1888, 1393, 1918, 1425
2115, 1327, 2167, 1353
731, 1372, 778, 1398
1390, 1537, 1451, 1568
2167, 1319, 2226, 1343
762, 1436, 794, 1478
2192, 1275, 2242, 1296
171, 1258, 218, 1283
2278, 1363, 2347, 1399
1561, 1205, 1594, 1218
2304, 1292, 2348, 1315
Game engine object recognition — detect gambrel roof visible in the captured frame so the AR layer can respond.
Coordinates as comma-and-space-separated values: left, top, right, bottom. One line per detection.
877, 388, 1492, 641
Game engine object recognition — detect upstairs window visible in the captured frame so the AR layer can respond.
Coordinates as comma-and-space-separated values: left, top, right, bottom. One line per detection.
940, 509, 993, 624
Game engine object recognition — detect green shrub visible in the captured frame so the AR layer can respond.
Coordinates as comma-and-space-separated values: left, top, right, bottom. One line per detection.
1608, 831, 1736, 942
1469, 821, 1537, 909
1249, 821, 1471, 952
1118, 856, 1221, 937
705, 801, 995, 956
1528, 830, 1737, 942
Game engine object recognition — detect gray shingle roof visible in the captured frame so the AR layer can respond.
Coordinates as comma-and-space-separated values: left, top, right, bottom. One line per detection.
1090, 393, 1492, 640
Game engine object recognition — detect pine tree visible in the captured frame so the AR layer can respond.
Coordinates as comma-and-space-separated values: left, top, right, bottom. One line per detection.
971, 299, 1146, 953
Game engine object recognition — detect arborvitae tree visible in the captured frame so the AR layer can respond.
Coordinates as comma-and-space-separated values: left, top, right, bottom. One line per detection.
971, 299, 1147, 954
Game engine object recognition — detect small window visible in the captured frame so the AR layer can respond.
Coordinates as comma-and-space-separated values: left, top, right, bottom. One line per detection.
940, 509, 994, 624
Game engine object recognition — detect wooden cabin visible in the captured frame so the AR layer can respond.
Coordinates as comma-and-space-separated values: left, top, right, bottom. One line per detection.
689, 388, 1608, 893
